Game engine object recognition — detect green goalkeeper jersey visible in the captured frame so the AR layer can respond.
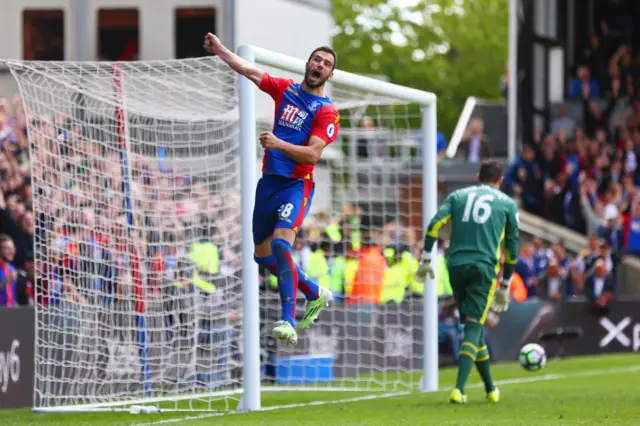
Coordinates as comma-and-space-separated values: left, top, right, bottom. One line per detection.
424, 183, 520, 280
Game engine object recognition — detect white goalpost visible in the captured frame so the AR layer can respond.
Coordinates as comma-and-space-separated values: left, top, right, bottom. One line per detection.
3, 44, 439, 414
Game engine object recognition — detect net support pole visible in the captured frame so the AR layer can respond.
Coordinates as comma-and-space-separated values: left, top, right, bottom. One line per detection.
420, 102, 439, 392
237, 45, 261, 412
507, 0, 519, 162
112, 64, 152, 396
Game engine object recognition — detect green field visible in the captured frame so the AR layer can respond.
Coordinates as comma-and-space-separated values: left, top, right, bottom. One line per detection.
4, 354, 640, 425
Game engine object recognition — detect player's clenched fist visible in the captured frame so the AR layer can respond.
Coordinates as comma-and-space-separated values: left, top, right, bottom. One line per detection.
259, 132, 281, 150
203, 32, 222, 55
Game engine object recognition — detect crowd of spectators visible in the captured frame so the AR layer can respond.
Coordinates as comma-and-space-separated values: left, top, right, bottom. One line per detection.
0, 95, 35, 307
0, 92, 247, 312
502, 11, 640, 311
505, 41, 640, 252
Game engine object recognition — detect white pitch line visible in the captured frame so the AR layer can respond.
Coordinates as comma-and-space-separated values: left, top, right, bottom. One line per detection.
131, 365, 640, 426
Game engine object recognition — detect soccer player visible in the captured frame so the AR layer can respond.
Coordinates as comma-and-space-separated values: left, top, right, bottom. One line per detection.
415, 160, 519, 404
203, 33, 339, 345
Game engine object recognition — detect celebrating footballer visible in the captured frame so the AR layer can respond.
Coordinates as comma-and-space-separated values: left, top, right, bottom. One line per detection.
204, 32, 340, 345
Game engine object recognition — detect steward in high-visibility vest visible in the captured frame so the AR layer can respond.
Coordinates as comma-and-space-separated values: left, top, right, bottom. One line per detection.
383, 244, 418, 299
332, 216, 362, 251
327, 240, 349, 298
307, 243, 330, 291
399, 250, 423, 297
344, 242, 359, 297
325, 223, 342, 243
435, 254, 453, 296
348, 216, 362, 251
187, 240, 219, 293
348, 240, 385, 305
380, 247, 408, 304
510, 272, 527, 303
329, 255, 345, 296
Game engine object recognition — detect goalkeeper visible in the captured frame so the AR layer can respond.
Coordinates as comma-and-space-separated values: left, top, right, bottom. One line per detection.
415, 160, 519, 404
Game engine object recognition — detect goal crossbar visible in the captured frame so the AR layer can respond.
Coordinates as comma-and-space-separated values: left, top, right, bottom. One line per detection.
249, 46, 437, 106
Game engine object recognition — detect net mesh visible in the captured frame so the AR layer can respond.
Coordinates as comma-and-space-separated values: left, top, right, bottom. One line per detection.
6, 55, 427, 412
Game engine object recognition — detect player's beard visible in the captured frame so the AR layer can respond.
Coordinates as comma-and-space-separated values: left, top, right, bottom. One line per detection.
304, 67, 329, 89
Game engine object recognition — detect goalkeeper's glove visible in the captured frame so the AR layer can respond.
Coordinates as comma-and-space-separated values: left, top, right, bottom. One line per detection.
415, 252, 435, 282
491, 278, 511, 313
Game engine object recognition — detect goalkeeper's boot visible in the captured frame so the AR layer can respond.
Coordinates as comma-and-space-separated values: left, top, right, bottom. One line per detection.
299, 288, 333, 330
272, 320, 298, 345
487, 387, 500, 404
449, 388, 467, 404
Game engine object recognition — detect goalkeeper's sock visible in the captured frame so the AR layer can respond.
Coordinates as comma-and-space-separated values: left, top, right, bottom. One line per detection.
254, 255, 320, 301
270, 239, 298, 328
475, 336, 495, 393
455, 321, 483, 393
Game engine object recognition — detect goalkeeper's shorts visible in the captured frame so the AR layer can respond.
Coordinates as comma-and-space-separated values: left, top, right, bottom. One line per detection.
448, 263, 498, 325
252, 175, 315, 245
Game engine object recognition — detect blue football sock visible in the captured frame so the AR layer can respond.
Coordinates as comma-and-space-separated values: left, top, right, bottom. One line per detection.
270, 239, 298, 328
254, 254, 277, 273
297, 267, 321, 301
255, 254, 320, 301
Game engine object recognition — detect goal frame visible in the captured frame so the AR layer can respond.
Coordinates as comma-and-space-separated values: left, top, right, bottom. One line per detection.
3, 44, 439, 414
236, 45, 440, 412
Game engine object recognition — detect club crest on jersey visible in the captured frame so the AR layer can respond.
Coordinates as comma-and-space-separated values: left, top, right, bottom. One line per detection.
279, 104, 308, 131
308, 100, 321, 112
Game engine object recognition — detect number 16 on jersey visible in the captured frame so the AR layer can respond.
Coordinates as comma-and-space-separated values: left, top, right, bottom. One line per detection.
462, 192, 494, 224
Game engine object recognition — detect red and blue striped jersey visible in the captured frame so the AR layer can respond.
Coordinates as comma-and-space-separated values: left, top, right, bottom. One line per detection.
259, 73, 340, 180
0, 262, 17, 307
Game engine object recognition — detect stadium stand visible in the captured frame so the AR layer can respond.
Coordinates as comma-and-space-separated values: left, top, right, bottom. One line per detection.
501, 0, 640, 311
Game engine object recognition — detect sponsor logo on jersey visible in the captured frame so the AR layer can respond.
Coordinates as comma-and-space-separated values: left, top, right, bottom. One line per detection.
278, 104, 308, 131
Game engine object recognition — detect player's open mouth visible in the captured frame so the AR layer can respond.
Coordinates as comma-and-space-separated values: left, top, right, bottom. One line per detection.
311, 70, 322, 78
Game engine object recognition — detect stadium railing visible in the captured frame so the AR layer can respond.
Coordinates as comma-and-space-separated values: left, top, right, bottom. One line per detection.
519, 210, 640, 297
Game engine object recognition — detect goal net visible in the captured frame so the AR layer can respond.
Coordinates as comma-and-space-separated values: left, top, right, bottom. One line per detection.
4, 46, 438, 414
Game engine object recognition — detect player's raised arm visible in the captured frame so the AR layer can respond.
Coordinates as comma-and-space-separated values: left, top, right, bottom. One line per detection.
203, 33, 264, 86
415, 195, 452, 281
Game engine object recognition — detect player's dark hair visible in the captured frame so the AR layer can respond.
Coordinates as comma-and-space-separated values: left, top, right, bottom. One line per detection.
478, 160, 504, 184
309, 46, 337, 70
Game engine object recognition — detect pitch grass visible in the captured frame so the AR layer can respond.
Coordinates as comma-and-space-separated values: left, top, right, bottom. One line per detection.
4, 353, 640, 425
